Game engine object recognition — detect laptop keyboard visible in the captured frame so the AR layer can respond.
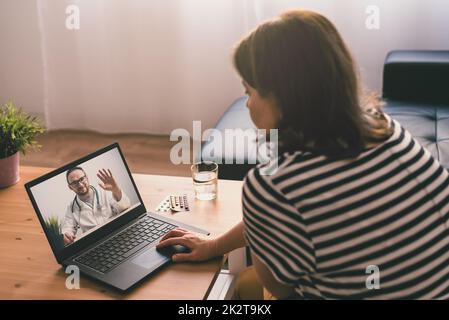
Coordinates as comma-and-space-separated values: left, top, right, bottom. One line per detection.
74, 216, 177, 274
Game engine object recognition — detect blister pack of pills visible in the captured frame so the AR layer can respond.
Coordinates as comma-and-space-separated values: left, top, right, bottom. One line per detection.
155, 194, 189, 213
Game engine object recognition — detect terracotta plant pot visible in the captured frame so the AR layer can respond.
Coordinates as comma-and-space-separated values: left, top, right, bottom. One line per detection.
0, 152, 20, 188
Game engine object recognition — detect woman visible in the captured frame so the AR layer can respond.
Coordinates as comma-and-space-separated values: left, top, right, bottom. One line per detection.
157, 10, 449, 299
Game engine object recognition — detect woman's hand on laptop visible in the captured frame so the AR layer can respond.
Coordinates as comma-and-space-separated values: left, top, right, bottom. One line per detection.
156, 228, 217, 262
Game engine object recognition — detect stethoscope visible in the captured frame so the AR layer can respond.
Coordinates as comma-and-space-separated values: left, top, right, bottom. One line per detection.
71, 185, 102, 230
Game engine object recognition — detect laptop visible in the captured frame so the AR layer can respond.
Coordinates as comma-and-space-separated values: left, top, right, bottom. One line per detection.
24, 143, 209, 291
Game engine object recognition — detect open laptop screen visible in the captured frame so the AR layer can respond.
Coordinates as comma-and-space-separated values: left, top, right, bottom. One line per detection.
28, 146, 142, 256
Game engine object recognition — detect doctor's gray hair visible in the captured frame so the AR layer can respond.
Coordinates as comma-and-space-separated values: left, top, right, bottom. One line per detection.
66, 166, 86, 183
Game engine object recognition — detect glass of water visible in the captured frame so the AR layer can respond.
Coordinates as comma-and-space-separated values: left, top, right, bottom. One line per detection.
191, 161, 218, 200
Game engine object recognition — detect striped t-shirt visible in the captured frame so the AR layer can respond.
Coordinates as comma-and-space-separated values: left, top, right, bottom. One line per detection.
242, 116, 449, 299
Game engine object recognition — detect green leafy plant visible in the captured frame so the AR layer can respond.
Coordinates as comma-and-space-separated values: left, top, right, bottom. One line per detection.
0, 101, 45, 159
44, 215, 61, 235
44, 215, 65, 251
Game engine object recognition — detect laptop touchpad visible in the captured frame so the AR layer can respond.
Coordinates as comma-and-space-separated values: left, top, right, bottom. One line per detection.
131, 247, 169, 269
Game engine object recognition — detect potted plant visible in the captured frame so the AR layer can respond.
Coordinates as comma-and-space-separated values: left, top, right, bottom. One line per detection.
0, 101, 45, 188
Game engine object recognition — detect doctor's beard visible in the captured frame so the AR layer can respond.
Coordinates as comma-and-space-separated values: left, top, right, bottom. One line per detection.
75, 184, 89, 196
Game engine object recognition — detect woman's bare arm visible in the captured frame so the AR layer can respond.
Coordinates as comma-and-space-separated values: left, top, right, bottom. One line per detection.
214, 221, 246, 255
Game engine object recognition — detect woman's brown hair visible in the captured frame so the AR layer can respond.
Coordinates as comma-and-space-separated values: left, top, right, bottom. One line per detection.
233, 10, 393, 158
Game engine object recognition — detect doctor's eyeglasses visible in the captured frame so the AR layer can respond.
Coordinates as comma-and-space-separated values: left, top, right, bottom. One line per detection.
68, 175, 87, 187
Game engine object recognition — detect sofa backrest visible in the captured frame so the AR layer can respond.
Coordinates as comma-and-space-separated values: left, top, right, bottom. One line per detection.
383, 50, 449, 104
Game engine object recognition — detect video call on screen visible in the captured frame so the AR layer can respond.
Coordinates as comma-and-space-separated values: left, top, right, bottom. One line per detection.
30, 148, 141, 252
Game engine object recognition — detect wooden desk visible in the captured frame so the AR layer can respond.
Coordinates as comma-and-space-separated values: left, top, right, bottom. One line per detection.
0, 166, 243, 300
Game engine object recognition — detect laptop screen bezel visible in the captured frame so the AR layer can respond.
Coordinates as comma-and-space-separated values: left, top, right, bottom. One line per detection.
24, 143, 147, 264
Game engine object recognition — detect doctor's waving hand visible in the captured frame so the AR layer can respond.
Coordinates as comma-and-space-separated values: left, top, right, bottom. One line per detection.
61, 167, 131, 245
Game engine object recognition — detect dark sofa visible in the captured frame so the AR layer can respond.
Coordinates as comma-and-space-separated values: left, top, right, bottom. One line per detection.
383, 51, 449, 169
202, 50, 449, 180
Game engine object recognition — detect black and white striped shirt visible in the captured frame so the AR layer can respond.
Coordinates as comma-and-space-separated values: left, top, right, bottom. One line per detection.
242, 116, 449, 299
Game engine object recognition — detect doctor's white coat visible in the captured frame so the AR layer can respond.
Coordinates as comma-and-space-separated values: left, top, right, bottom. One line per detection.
61, 186, 131, 236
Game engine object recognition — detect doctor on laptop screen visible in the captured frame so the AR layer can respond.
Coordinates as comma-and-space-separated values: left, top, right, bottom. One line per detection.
62, 167, 131, 245
29, 147, 141, 252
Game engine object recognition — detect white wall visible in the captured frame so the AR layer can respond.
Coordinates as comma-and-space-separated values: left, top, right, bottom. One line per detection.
1, 0, 448, 134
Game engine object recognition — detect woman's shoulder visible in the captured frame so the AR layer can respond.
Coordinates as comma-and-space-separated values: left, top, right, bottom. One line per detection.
244, 117, 407, 192
244, 151, 325, 191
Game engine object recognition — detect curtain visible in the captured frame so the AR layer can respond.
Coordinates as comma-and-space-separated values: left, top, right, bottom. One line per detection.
1, 0, 448, 134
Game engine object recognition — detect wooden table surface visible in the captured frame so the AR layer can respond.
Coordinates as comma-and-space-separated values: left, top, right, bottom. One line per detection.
0, 166, 243, 300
